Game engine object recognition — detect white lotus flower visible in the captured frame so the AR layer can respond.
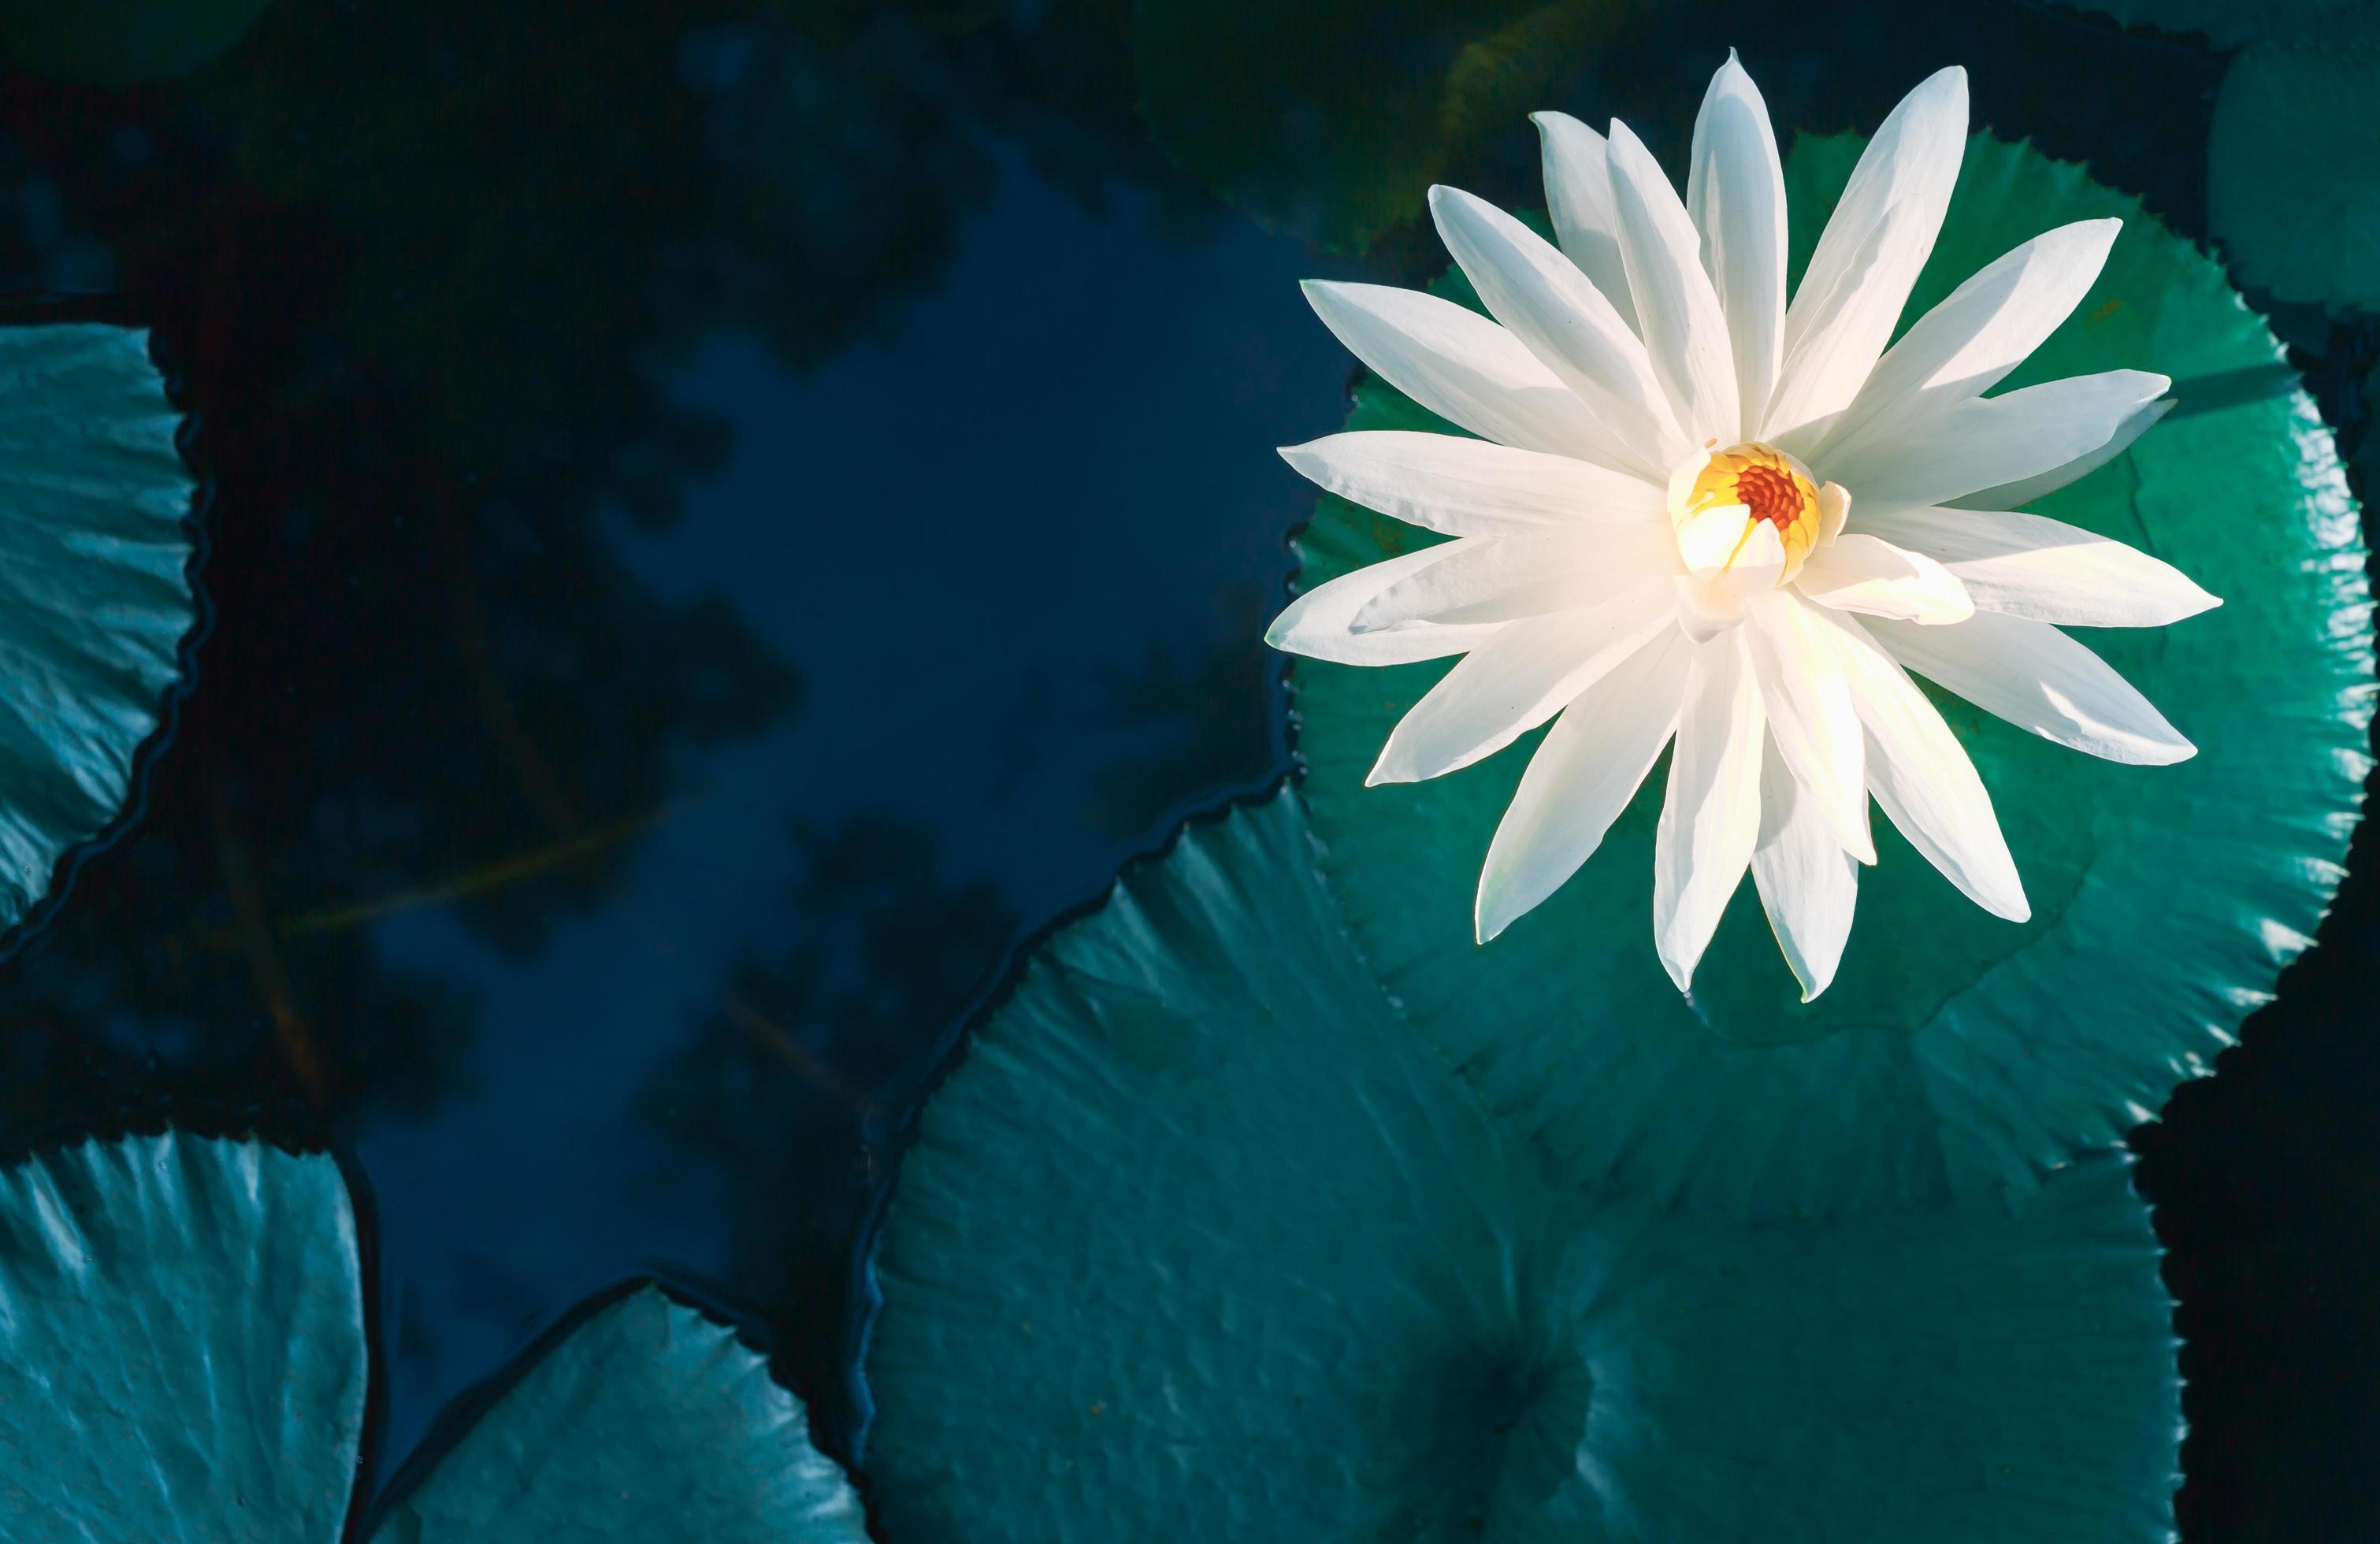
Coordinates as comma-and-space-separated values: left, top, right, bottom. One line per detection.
1267, 55, 2219, 1001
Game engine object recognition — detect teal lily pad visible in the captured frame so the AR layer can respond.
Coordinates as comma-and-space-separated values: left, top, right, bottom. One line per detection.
0, 1133, 868, 1542
1288, 133, 2372, 1214
0, 0, 277, 85
863, 788, 2181, 1542
2207, 43, 2380, 312
0, 1132, 365, 1544
369, 1288, 870, 1542
0, 325, 198, 933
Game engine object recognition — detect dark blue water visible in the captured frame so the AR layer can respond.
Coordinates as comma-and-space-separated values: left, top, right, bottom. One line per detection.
0, 2, 2368, 1539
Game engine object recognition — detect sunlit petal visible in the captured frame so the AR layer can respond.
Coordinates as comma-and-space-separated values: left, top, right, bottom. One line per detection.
1856, 505, 2220, 626
1766, 66, 1967, 440
1280, 432, 1665, 536
1476, 629, 1691, 941
1653, 633, 1765, 988
1869, 611, 2196, 765
1750, 741, 1861, 1001
1687, 51, 1788, 437
1368, 590, 1676, 784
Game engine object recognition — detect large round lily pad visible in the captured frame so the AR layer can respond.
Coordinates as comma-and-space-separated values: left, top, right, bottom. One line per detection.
0, 1134, 867, 1542
1290, 133, 2371, 1213
0, 325, 198, 934
863, 788, 2181, 1542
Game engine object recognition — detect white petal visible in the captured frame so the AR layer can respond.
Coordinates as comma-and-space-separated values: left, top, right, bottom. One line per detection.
1654, 633, 1764, 989
1867, 611, 2196, 765
1799, 607, 2029, 921
1817, 480, 1851, 543
1805, 219, 2121, 465
1265, 546, 1503, 666
1836, 369, 2171, 516
1675, 501, 1754, 572
1948, 397, 2172, 510
1368, 590, 1676, 784
1606, 121, 1742, 448
1766, 67, 1968, 440
1855, 505, 2220, 627
1747, 596, 1873, 862
1687, 52, 1788, 437
1280, 432, 1665, 536
1301, 280, 1620, 460
1428, 186, 1681, 479
1750, 741, 1861, 1001
1476, 629, 1691, 941
1532, 111, 1639, 334
1350, 528, 1664, 633
1796, 533, 1975, 624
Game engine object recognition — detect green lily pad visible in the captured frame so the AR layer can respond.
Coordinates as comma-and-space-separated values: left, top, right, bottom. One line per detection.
0, 1134, 867, 1542
0, 0, 276, 85
1289, 132, 2371, 1213
2208, 43, 2380, 313
369, 1286, 870, 1543
863, 788, 2181, 1542
0, 1133, 366, 1544
0, 325, 198, 933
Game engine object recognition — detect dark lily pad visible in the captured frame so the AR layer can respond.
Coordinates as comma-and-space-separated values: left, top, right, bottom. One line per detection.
2059, 0, 2380, 47
0, 1134, 867, 1542
1289, 132, 2371, 1213
0, 0, 277, 85
2207, 43, 2380, 313
863, 789, 2181, 1541
0, 325, 197, 933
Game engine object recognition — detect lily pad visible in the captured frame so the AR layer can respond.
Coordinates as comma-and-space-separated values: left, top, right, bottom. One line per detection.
863, 788, 2181, 1542
1289, 133, 2371, 1213
0, 0, 277, 85
0, 325, 198, 934
2207, 43, 2380, 313
0, 1132, 366, 1544
0, 1133, 867, 1542
369, 1287, 870, 1543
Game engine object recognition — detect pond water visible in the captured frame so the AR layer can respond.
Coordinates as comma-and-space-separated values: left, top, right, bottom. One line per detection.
0, 2, 2371, 1539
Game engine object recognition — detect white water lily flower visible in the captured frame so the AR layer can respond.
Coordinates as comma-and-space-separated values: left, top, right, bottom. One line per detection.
1267, 54, 2220, 1001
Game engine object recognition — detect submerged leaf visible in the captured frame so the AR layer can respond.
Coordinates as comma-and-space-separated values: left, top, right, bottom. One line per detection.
863, 789, 2181, 1542
0, 0, 277, 84
369, 1286, 870, 1543
1289, 133, 2371, 1213
0, 325, 197, 933
0, 1133, 366, 1544
1132, 0, 1632, 251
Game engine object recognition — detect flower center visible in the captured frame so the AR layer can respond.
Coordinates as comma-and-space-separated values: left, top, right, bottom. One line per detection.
1670, 442, 1822, 583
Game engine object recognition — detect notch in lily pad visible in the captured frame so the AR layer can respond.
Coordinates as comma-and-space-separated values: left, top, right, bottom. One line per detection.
861, 787, 2182, 1542
0, 1130, 870, 1543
